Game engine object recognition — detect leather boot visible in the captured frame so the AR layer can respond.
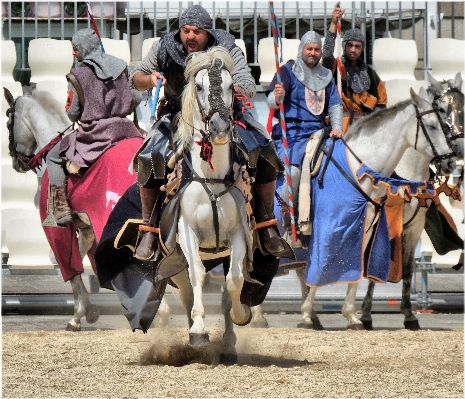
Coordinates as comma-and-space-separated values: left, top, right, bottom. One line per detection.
50, 184, 72, 226
255, 181, 286, 256
134, 187, 159, 260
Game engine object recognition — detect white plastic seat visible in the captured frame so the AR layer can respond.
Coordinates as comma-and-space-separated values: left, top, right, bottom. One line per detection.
258, 37, 299, 87
1, 40, 23, 119
28, 38, 74, 84
4, 209, 54, 268
373, 38, 418, 81
1, 164, 38, 209
101, 38, 131, 65
2, 40, 19, 83
235, 39, 247, 58
385, 79, 429, 107
429, 38, 465, 81
142, 37, 161, 58
35, 80, 69, 109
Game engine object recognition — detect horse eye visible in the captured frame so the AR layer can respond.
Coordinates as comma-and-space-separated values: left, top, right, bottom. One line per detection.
196, 83, 202, 91
427, 124, 438, 130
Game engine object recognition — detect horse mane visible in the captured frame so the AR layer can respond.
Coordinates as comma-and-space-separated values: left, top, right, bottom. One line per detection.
344, 98, 413, 139
30, 89, 70, 126
178, 46, 234, 146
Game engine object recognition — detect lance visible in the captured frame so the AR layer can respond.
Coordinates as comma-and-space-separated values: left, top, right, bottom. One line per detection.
86, 2, 105, 53
269, 1, 297, 242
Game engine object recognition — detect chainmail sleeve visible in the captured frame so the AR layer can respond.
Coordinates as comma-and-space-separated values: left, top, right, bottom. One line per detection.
322, 31, 337, 70
129, 40, 161, 90
66, 81, 81, 122
230, 46, 256, 99
328, 103, 343, 131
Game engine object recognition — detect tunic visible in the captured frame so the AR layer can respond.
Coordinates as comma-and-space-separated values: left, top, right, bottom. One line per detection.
60, 66, 143, 168
267, 62, 342, 166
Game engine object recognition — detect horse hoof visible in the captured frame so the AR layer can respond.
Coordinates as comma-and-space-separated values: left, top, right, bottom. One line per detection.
311, 317, 324, 330
250, 319, 269, 328
361, 320, 373, 330
189, 333, 210, 348
219, 352, 238, 366
297, 320, 313, 329
404, 320, 421, 331
85, 304, 100, 324
232, 305, 252, 326
347, 323, 365, 331
65, 322, 81, 332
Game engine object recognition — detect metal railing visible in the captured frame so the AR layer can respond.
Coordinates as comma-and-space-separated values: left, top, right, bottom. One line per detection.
1, 1, 464, 84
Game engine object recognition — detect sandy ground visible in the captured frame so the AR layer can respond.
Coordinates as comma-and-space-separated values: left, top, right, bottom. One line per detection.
2, 320, 463, 398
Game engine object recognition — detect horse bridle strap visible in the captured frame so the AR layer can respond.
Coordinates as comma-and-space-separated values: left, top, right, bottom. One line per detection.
414, 105, 455, 165
182, 151, 242, 254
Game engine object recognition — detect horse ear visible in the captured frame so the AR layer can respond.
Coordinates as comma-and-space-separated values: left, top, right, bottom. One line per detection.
410, 87, 429, 107
427, 72, 443, 94
453, 72, 463, 90
3, 87, 14, 107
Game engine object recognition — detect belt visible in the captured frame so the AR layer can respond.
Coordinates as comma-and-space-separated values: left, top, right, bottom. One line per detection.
343, 111, 367, 118
285, 118, 312, 124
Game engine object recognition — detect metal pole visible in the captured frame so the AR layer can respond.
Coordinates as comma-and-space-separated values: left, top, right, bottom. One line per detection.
240, 2, 243, 40
385, 1, 389, 36
295, 1, 299, 39
398, 1, 402, 39
48, 1, 51, 38
253, 1, 257, 64
361, 2, 366, 63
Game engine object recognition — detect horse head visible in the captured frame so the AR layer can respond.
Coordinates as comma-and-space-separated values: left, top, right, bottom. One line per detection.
179, 47, 234, 148
410, 86, 456, 176
3, 87, 36, 173
428, 72, 464, 159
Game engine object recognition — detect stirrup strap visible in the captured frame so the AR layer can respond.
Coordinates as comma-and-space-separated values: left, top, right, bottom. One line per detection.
255, 218, 278, 229
139, 225, 160, 233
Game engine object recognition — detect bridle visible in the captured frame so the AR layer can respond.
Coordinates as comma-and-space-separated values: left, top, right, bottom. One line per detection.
431, 86, 464, 145
5, 97, 33, 171
413, 104, 455, 171
193, 59, 235, 139
6, 96, 74, 172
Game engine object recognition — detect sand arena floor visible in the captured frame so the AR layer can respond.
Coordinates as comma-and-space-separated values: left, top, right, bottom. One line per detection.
2, 320, 463, 398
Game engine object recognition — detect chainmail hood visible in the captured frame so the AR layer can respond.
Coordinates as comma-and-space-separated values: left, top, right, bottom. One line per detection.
292, 31, 333, 91
340, 29, 371, 93
72, 28, 126, 82
162, 5, 236, 67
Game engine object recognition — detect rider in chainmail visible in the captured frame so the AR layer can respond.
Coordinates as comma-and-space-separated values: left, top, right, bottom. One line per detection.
266, 31, 343, 243
44, 28, 142, 226
322, 2, 387, 132
129, 5, 290, 261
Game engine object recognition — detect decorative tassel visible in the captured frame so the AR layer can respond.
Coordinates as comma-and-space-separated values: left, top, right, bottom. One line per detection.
195, 130, 214, 171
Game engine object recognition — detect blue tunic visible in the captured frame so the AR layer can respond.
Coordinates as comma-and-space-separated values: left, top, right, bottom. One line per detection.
268, 62, 342, 165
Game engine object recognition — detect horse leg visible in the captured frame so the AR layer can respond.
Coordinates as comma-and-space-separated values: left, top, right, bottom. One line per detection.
177, 221, 209, 347
342, 283, 365, 330
226, 233, 251, 326
170, 268, 194, 329
156, 296, 171, 328
359, 281, 376, 330
249, 304, 269, 328
219, 288, 238, 365
401, 239, 421, 330
400, 208, 427, 330
66, 273, 99, 331
296, 268, 323, 329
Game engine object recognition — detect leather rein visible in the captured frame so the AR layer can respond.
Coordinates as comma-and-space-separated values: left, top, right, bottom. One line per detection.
6, 96, 73, 171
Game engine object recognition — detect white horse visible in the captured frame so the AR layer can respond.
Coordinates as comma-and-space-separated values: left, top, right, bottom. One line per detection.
3, 87, 142, 331
359, 73, 464, 330
163, 47, 252, 363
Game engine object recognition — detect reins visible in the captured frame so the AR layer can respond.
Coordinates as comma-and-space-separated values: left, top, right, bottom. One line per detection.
6, 96, 74, 172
